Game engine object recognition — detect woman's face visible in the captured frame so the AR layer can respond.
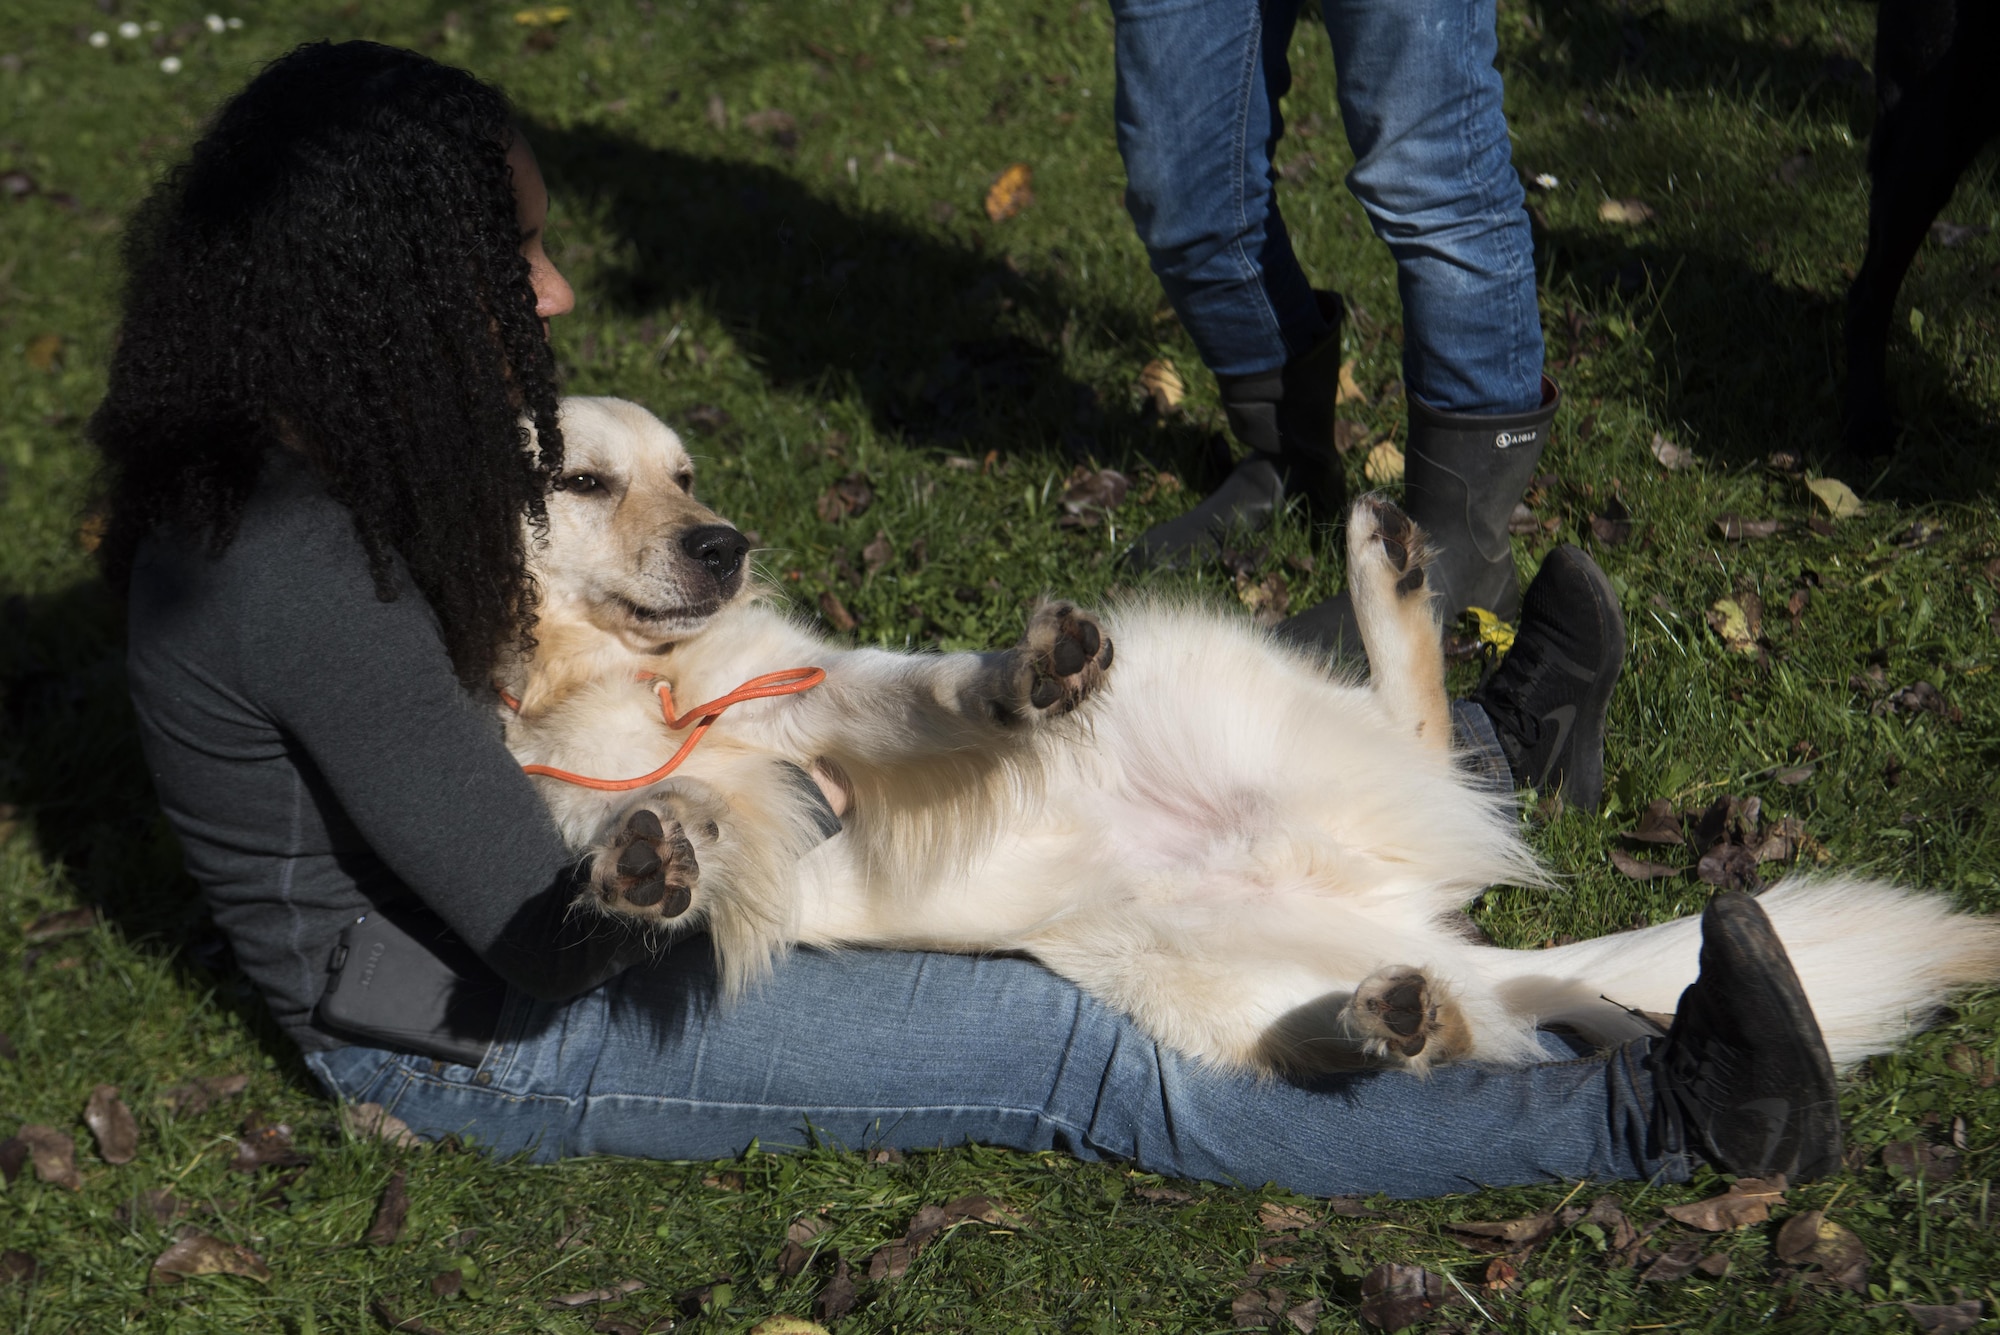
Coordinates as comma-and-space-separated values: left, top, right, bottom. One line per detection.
508, 135, 574, 332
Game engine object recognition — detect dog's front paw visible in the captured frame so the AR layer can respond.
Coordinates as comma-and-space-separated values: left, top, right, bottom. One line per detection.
1348, 494, 1432, 602
1342, 967, 1472, 1071
591, 797, 715, 924
1010, 601, 1114, 720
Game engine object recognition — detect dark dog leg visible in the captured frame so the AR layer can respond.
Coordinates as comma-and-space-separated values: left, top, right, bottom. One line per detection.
1846, 0, 2000, 456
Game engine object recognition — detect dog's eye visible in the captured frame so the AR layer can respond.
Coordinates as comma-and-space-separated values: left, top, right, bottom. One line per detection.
675, 471, 694, 493
555, 472, 601, 494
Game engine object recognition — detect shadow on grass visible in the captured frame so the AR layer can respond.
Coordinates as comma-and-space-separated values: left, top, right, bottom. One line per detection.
0, 579, 309, 1081
1539, 225, 2000, 497
526, 118, 1226, 476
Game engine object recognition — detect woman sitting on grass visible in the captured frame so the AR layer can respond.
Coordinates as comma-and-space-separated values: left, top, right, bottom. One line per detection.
92, 40, 1841, 1197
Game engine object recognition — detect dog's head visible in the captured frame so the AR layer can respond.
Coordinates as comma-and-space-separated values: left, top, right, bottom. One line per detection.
533, 396, 750, 648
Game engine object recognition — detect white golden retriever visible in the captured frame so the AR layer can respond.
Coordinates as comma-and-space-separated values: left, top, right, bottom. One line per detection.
498, 396, 2000, 1074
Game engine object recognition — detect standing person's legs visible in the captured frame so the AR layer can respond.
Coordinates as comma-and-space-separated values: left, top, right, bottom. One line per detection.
1112, 0, 1347, 569
311, 942, 1683, 1199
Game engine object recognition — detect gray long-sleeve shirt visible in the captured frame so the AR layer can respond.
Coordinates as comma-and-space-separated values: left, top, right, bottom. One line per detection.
126, 451, 645, 1051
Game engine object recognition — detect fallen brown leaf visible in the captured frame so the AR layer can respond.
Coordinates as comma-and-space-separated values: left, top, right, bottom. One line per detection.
1508, 502, 1542, 537
116, 1188, 187, 1226
1627, 798, 1685, 845
84, 1085, 139, 1165
1650, 432, 1696, 471
1060, 467, 1130, 516
1137, 359, 1184, 413
861, 531, 895, 575
0, 1136, 24, 1186
161, 1074, 250, 1117
1258, 1201, 1317, 1234
23, 906, 96, 942
814, 1256, 856, 1322
17, 1124, 80, 1190
0, 1250, 36, 1286
1581, 1195, 1638, 1253
1358, 1262, 1458, 1330
815, 473, 874, 523
1881, 1140, 1960, 1181
1774, 1208, 1868, 1291
1447, 1212, 1557, 1253
1335, 359, 1366, 405
370, 1299, 447, 1335
364, 1169, 410, 1246
1774, 764, 1814, 786
1806, 476, 1864, 519
25, 333, 63, 372
1333, 420, 1370, 455
1363, 439, 1404, 485
748, 1319, 833, 1335
1714, 514, 1784, 541
1640, 1238, 1702, 1282
1610, 847, 1682, 880
149, 1230, 270, 1285
1697, 842, 1761, 891
341, 1102, 422, 1149
429, 1269, 462, 1298
547, 1278, 648, 1308
1662, 1175, 1786, 1231
1598, 198, 1656, 225
1484, 1256, 1518, 1290
984, 163, 1033, 221
231, 1120, 309, 1173
1590, 495, 1633, 546
1903, 1300, 1986, 1334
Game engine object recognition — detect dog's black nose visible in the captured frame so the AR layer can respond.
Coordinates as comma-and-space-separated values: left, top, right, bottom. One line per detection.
679, 524, 749, 587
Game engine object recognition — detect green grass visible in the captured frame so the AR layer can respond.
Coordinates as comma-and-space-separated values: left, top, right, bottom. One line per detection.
3, 0, 1999, 1329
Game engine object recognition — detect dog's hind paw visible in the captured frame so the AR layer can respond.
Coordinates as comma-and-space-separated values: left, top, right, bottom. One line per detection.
1350, 494, 1432, 601
1344, 967, 1472, 1070
996, 601, 1114, 723
591, 796, 713, 924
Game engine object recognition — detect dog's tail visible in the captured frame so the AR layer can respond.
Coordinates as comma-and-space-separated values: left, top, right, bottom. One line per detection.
1475, 878, 2000, 1067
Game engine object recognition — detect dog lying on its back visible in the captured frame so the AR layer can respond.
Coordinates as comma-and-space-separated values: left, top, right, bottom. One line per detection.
1846, 0, 2000, 453
501, 396, 2000, 1075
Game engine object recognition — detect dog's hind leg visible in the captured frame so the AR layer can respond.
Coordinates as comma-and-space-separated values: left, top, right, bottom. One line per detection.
1346, 495, 1452, 753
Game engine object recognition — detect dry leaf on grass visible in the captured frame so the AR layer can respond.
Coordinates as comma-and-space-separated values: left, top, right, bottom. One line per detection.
1590, 496, 1634, 546
0, 1136, 25, 1187
815, 473, 874, 523
1258, 1201, 1318, 1234
547, 1278, 648, 1308
1231, 1286, 1320, 1332
83, 1085, 138, 1165
1627, 798, 1684, 846
1650, 432, 1695, 471
1336, 359, 1367, 405
1774, 1208, 1869, 1291
1598, 198, 1656, 225
1610, 847, 1682, 880
1881, 1140, 1961, 1181
1446, 1212, 1557, 1253
17, 1125, 80, 1191
1714, 514, 1784, 541
1137, 359, 1184, 413
342, 1102, 422, 1149
1707, 594, 1763, 657
1806, 476, 1864, 519
161, 1074, 250, 1117
1061, 467, 1130, 516
1363, 440, 1404, 484
861, 531, 895, 575
25, 333, 63, 372
1903, 1300, 1986, 1334
749, 1319, 833, 1335
230, 1119, 309, 1173
813, 1257, 857, 1322
117, 1189, 187, 1226
0, 1251, 37, 1287
817, 591, 857, 633
370, 1299, 446, 1335
1662, 1175, 1786, 1230
23, 907, 96, 942
364, 1169, 410, 1246
149, 1230, 270, 1285
1640, 1238, 1703, 1282
984, 163, 1033, 221
1358, 1262, 1459, 1330
1580, 1195, 1638, 1253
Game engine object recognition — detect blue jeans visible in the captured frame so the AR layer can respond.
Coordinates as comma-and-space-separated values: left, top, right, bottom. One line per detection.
1112, 0, 1544, 413
308, 942, 1686, 1199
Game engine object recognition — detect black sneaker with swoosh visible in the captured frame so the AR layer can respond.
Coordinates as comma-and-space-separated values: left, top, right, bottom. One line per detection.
1646, 892, 1844, 1181
1467, 544, 1625, 812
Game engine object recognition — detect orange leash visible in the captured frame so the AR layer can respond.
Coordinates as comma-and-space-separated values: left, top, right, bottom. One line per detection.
501, 667, 826, 792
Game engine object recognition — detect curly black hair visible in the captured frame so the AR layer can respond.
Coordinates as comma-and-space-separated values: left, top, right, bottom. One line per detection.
90, 40, 562, 687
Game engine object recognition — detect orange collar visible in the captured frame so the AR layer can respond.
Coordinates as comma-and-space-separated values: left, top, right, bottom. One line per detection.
498, 667, 825, 792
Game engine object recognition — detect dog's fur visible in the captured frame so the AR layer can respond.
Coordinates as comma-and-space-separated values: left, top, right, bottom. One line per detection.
501, 396, 2000, 1074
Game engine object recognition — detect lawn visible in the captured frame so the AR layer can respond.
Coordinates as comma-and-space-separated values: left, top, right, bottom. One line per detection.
2, 0, 1998, 1330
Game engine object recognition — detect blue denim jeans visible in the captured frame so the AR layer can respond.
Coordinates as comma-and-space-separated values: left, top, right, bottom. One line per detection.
1112, 0, 1544, 413
308, 942, 1686, 1199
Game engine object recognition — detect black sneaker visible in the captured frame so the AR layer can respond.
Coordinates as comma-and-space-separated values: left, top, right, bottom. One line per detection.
1648, 892, 1843, 1180
1465, 544, 1624, 811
